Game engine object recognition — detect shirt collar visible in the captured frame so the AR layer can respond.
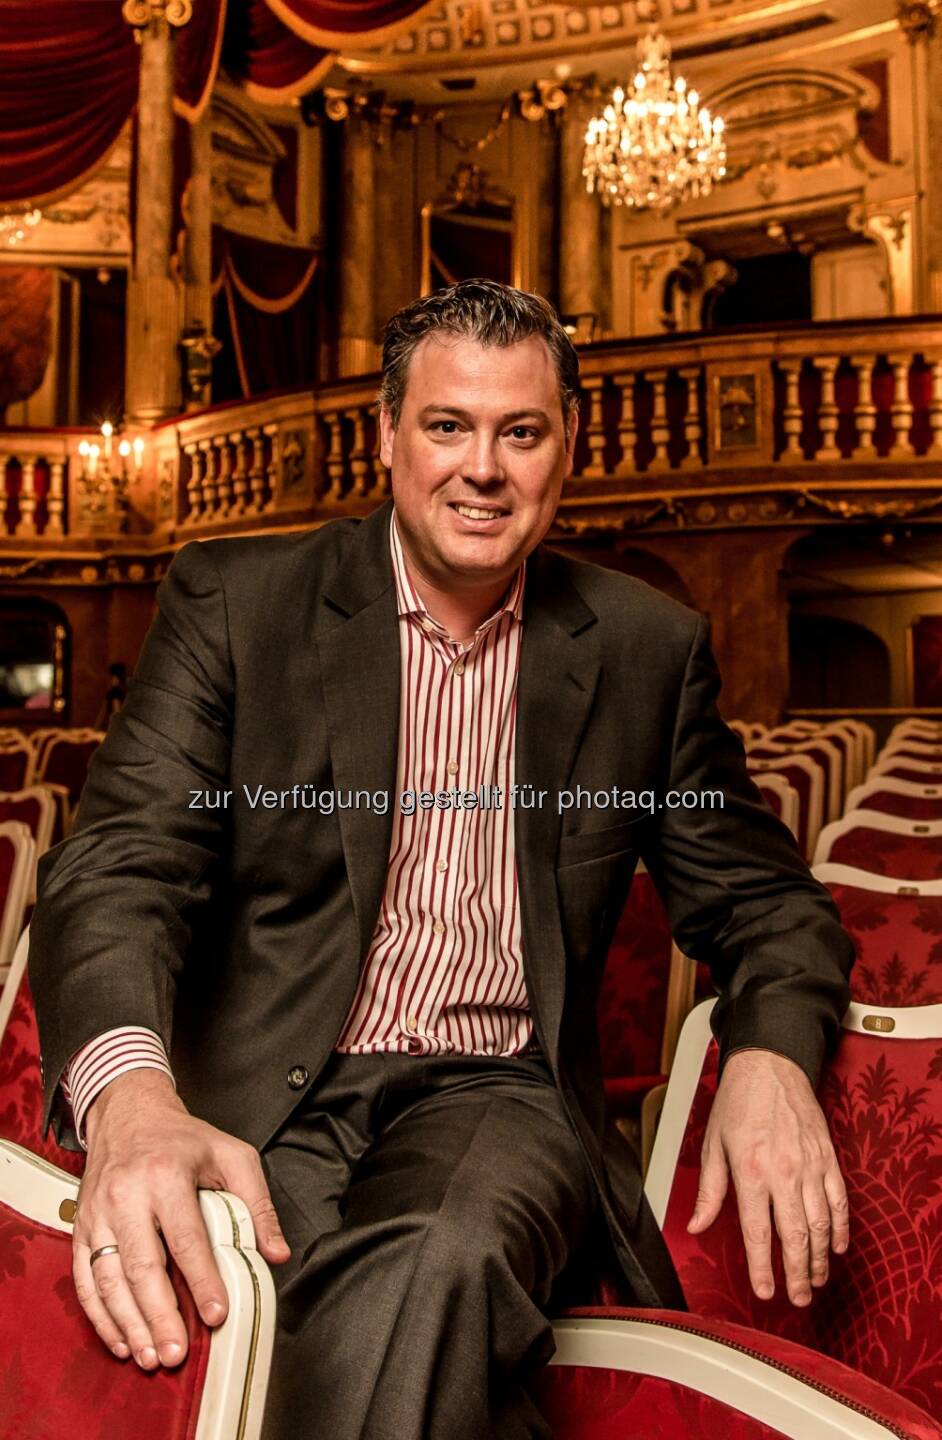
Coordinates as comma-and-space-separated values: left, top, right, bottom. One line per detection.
389, 508, 525, 640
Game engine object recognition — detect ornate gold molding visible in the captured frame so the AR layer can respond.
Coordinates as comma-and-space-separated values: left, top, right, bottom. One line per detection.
122, 0, 193, 35
897, 0, 940, 41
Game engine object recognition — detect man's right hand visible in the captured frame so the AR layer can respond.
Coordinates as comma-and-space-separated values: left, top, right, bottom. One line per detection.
73, 1069, 291, 1370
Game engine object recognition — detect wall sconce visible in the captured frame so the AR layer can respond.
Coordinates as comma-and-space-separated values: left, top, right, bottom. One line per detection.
77, 421, 146, 531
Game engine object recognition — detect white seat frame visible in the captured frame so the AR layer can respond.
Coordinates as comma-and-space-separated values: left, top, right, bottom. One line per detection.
750, 772, 800, 841
813, 861, 942, 896
0, 821, 34, 985
812, 810, 942, 868
549, 1312, 907, 1439
747, 753, 824, 860
846, 775, 942, 814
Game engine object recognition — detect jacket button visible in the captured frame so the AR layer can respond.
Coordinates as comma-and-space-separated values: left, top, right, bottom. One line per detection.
287, 1065, 309, 1090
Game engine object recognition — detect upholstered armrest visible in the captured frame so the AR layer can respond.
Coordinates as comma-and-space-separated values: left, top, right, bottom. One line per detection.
0, 1138, 276, 1440
534, 1307, 942, 1440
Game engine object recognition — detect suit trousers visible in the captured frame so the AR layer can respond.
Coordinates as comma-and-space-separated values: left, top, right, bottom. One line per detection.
259, 1046, 599, 1440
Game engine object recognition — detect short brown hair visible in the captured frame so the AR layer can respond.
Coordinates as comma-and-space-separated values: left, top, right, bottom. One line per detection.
379, 278, 580, 429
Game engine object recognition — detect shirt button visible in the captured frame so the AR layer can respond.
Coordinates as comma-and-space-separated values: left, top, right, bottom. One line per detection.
287, 1065, 309, 1090
433, 920, 446, 935
435, 858, 447, 872
454, 663, 465, 676
447, 759, 458, 774
406, 1015, 418, 1032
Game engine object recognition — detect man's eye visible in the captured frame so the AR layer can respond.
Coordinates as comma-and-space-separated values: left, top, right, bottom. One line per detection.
431, 421, 460, 434
508, 426, 537, 440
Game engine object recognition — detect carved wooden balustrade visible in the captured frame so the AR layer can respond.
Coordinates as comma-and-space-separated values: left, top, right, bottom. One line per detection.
4, 316, 942, 547
0, 430, 76, 539
573, 316, 942, 475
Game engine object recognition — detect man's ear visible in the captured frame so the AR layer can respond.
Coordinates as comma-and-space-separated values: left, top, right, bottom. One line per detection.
564, 406, 580, 474
379, 406, 396, 471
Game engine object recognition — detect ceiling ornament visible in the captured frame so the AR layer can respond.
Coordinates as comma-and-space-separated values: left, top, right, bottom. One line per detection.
582, 26, 727, 212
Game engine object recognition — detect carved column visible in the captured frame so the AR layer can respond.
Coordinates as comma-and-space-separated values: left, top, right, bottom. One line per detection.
339, 112, 379, 378
904, 0, 942, 307
560, 94, 602, 325
123, 0, 190, 422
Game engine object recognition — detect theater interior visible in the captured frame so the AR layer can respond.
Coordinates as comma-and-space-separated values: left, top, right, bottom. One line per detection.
3, 1, 942, 1436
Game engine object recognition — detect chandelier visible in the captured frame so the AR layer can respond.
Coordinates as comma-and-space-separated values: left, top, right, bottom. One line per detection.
582, 27, 727, 213
0, 207, 42, 247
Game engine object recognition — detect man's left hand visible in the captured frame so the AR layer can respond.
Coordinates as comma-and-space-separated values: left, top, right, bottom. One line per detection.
687, 1048, 849, 1306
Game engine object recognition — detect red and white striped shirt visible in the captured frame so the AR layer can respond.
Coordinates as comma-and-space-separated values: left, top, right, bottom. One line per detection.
63, 510, 533, 1143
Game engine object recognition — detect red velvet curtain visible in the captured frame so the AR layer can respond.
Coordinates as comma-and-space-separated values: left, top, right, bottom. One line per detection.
222, 0, 332, 102
264, 0, 439, 45
211, 228, 319, 398
175, 0, 228, 120
0, 0, 224, 206
0, 4, 138, 206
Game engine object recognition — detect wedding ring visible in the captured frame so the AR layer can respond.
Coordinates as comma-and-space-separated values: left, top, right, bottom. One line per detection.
89, 1244, 120, 1266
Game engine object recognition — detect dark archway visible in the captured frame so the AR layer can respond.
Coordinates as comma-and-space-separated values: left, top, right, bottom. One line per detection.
788, 612, 890, 709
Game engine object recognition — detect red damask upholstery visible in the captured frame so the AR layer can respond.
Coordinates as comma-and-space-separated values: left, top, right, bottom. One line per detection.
534, 1308, 942, 1439
0, 967, 85, 1176
746, 757, 821, 860
0, 747, 32, 793
825, 879, 942, 1005
881, 765, 942, 784
597, 871, 672, 1112
658, 1022, 942, 1422
851, 789, 942, 821
0, 1197, 210, 1440
821, 822, 942, 878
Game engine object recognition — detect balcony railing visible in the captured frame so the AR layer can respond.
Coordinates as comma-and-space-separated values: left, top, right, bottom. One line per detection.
0, 430, 74, 539
4, 316, 942, 543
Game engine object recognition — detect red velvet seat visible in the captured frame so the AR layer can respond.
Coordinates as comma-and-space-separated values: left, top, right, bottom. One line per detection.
748, 739, 843, 823
846, 778, 942, 822
878, 762, 942, 785
746, 754, 823, 860
814, 862, 942, 1005
0, 821, 34, 979
643, 1000, 942, 1424
0, 931, 85, 1176
814, 813, 942, 879
0, 1136, 275, 1440
751, 773, 799, 841
0, 785, 55, 859
37, 730, 103, 813
0, 743, 34, 793
597, 869, 673, 1115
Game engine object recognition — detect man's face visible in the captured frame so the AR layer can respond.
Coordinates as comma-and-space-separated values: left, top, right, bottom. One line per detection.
380, 332, 578, 590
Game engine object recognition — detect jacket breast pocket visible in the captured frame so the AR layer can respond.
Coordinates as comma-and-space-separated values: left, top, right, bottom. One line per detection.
555, 816, 647, 869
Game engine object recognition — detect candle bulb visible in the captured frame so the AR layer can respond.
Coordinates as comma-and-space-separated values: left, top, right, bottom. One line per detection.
89, 443, 100, 478
133, 437, 144, 472
101, 420, 113, 459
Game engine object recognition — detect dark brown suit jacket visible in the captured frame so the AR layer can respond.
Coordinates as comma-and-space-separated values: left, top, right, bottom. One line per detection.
30, 498, 853, 1307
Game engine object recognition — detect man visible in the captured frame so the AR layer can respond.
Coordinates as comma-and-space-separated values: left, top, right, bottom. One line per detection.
30, 279, 853, 1440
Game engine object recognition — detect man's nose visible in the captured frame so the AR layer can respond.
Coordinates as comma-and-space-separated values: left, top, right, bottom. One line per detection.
461, 433, 504, 486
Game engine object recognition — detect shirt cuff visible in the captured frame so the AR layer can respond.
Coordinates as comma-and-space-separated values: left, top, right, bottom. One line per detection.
62, 1028, 175, 1150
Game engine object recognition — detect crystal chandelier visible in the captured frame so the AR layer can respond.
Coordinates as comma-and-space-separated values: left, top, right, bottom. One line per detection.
0, 207, 42, 247
582, 27, 727, 213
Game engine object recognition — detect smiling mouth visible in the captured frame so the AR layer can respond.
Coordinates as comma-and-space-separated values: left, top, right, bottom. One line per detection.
449, 502, 510, 521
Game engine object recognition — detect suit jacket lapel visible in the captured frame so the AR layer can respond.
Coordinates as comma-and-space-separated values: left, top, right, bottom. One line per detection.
316, 499, 400, 962
515, 544, 600, 1067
